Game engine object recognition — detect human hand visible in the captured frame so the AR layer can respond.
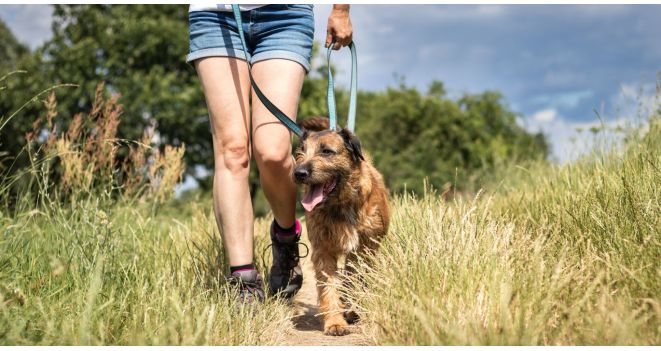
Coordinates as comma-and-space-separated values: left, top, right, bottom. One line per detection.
325, 4, 352, 50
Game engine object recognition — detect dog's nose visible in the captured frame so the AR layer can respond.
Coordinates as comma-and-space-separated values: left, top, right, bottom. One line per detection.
294, 166, 310, 182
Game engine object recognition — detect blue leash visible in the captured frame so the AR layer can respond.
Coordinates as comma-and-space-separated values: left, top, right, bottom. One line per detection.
326, 42, 358, 132
231, 5, 358, 134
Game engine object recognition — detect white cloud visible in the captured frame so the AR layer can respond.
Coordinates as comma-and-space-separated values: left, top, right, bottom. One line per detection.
620, 83, 639, 99
403, 5, 510, 22
532, 108, 557, 123
567, 5, 631, 19
543, 68, 585, 86
476, 5, 506, 16
614, 81, 659, 122
528, 79, 659, 164
530, 90, 594, 110
525, 116, 630, 164
417, 43, 455, 61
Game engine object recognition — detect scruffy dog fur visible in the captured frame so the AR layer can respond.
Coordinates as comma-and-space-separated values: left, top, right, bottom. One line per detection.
294, 117, 390, 336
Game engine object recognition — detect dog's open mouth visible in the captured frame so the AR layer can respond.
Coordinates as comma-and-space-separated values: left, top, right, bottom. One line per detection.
301, 178, 337, 212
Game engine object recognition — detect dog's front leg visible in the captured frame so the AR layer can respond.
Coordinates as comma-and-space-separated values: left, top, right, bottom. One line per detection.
312, 250, 349, 336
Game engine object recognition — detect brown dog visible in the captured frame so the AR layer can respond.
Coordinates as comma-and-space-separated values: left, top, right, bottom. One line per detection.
294, 117, 390, 336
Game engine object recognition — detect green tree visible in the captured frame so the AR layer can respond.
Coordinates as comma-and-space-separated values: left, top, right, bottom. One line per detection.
45, 5, 206, 159
0, 18, 41, 173
1, 5, 209, 175
355, 81, 548, 194
0, 19, 29, 72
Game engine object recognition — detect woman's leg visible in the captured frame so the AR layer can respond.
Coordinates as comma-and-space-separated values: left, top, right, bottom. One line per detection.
251, 59, 306, 228
194, 56, 254, 267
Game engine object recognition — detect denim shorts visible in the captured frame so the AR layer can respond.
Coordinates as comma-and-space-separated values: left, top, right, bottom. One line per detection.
187, 5, 315, 72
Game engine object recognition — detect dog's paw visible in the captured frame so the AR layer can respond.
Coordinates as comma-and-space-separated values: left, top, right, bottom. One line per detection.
344, 310, 360, 324
324, 322, 350, 336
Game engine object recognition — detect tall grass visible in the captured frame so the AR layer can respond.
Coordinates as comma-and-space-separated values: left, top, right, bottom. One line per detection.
345, 115, 660, 345
0, 199, 292, 345
0, 81, 291, 345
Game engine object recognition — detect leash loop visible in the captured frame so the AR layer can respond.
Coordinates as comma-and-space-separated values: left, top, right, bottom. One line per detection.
326, 41, 358, 132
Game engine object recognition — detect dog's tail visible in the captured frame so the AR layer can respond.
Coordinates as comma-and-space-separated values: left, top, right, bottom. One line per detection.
299, 117, 330, 132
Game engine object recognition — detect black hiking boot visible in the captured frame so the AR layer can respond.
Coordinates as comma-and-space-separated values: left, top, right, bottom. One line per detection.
227, 269, 265, 304
268, 219, 307, 298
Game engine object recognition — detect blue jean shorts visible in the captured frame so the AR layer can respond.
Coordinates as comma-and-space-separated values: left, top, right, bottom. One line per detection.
187, 5, 315, 72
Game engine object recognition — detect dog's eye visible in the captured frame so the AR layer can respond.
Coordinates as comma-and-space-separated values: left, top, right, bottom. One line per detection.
320, 148, 336, 156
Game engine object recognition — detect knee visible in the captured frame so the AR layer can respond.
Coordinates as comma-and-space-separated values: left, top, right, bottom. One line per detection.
216, 142, 250, 176
256, 143, 292, 173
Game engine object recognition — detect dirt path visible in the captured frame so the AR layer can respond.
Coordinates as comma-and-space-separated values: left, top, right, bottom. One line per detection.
278, 231, 373, 346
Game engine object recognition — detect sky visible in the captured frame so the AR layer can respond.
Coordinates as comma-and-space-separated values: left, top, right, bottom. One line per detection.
1, 4, 660, 163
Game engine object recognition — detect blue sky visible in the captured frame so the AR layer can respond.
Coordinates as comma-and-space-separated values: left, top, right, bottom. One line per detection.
2, 4, 660, 163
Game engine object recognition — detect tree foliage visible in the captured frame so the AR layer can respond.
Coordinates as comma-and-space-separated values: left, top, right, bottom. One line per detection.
0, 20, 28, 72
1, 5, 208, 174
352, 83, 548, 194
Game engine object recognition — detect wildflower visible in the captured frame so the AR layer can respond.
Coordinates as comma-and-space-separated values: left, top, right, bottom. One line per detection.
96, 209, 109, 226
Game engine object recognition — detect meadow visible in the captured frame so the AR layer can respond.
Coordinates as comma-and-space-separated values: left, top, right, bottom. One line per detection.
0, 83, 659, 345
345, 115, 660, 345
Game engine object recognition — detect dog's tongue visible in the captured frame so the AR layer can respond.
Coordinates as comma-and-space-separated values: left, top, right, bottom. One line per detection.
302, 184, 325, 212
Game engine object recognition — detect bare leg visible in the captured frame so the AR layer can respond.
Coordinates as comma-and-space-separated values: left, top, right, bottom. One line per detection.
250, 59, 306, 229
194, 57, 254, 267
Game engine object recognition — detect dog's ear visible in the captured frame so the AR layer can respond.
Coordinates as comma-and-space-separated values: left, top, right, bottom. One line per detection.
297, 129, 309, 151
299, 117, 330, 132
339, 128, 364, 163
300, 129, 309, 141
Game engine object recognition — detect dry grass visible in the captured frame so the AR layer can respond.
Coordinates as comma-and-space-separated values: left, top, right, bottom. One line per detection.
0, 81, 292, 345
0, 201, 293, 345
17, 83, 186, 205
343, 116, 660, 345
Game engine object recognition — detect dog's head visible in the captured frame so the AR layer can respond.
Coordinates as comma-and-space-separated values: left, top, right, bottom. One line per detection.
294, 118, 364, 212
